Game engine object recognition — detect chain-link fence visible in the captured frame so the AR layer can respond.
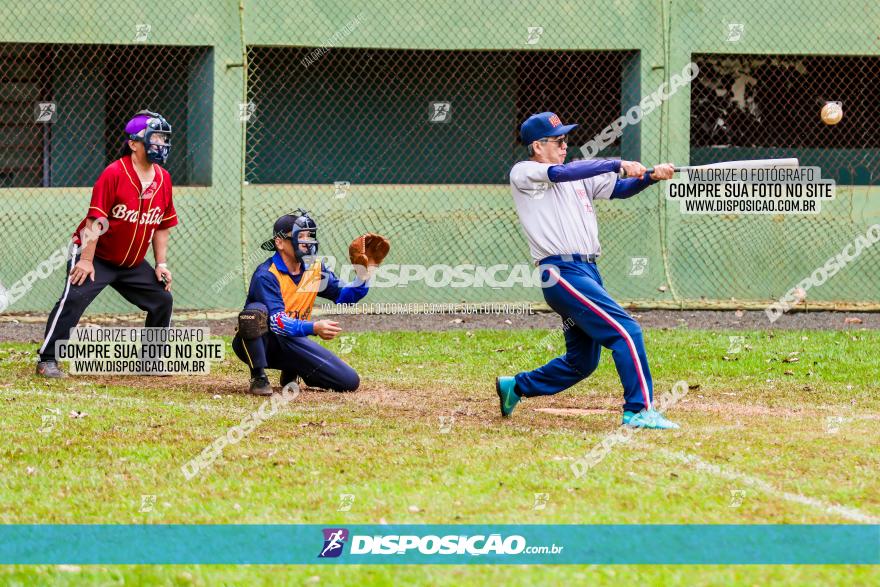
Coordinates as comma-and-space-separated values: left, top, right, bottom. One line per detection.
242, 46, 650, 304
667, 0, 880, 305
0, 43, 212, 188
1, 0, 879, 314
674, 53, 880, 302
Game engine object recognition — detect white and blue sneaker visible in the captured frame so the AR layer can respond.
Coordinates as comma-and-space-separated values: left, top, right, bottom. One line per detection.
622, 409, 680, 429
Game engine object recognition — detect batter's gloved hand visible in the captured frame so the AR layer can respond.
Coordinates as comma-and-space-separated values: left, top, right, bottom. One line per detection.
349, 233, 390, 281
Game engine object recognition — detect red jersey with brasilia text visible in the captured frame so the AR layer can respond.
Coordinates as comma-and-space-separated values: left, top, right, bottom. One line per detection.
72, 156, 178, 267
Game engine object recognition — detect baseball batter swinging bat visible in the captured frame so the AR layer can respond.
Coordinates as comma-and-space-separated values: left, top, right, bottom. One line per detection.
640, 157, 800, 177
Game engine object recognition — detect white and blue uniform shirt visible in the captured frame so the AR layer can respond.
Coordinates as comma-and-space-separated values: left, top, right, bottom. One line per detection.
509, 160, 619, 263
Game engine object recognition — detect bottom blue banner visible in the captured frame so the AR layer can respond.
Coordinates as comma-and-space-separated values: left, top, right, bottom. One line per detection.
0, 525, 877, 564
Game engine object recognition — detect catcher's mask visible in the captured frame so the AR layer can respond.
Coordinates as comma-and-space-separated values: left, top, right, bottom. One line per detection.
125, 110, 172, 165
261, 208, 319, 261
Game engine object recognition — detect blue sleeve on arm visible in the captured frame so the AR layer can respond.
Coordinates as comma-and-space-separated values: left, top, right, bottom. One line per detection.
611, 175, 657, 199
336, 282, 369, 304
547, 159, 621, 183
317, 265, 342, 302
268, 312, 315, 337
317, 263, 370, 305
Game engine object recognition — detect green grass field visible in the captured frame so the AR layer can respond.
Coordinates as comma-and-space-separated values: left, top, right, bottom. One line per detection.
1, 326, 878, 585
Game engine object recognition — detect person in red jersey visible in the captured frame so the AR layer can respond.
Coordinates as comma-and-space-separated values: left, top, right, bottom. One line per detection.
36, 111, 178, 377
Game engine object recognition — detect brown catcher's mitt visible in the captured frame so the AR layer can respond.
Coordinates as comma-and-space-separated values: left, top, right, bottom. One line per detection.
349, 233, 390, 268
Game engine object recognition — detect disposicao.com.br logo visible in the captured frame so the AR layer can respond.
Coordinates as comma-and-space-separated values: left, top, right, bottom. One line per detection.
318, 528, 349, 558
318, 528, 563, 558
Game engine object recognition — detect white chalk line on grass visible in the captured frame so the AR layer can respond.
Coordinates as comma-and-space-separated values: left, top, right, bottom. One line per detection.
656, 448, 880, 523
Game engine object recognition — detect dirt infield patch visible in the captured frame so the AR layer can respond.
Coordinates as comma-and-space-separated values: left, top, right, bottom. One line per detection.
534, 407, 615, 416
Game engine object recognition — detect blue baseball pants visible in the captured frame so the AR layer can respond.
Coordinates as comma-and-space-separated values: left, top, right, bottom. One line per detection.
514, 257, 653, 412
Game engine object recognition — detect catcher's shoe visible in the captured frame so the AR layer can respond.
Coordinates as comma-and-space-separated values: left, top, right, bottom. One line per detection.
36, 360, 66, 378
622, 409, 680, 429
280, 370, 300, 389
248, 375, 273, 396
496, 376, 521, 418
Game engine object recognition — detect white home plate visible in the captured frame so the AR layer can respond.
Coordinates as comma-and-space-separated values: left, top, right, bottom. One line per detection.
534, 408, 613, 416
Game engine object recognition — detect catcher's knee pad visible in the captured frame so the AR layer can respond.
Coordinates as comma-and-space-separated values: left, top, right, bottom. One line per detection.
237, 304, 268, 340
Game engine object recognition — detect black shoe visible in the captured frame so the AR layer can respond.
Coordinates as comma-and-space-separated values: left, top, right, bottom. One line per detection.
248, 375, 273, 396
36, 361, 65, 378
280, 370, 300, 389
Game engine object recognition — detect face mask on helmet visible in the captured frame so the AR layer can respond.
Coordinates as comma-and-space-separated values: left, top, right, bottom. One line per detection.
129, 111, 172, 165
288, 209, 319, 261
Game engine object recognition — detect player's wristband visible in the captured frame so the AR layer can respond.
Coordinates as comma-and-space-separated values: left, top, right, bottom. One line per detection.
157, 263, 168, 268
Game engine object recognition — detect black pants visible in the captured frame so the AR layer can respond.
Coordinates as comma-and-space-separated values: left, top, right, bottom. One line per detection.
39, 253, 173, 362
232, 304, 359, 392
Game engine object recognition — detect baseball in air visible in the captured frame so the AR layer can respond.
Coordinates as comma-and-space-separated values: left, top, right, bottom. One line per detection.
820, 102, 843, 125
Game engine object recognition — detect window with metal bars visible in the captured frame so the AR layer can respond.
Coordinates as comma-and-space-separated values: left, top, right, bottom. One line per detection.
0, 43, 213, 188
691, 55, 880, 185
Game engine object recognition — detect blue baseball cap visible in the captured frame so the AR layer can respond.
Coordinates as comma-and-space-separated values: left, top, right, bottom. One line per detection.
519, 112, 578, 145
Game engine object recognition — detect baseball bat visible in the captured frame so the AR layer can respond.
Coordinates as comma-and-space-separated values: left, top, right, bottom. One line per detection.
626, 158, 800, 178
